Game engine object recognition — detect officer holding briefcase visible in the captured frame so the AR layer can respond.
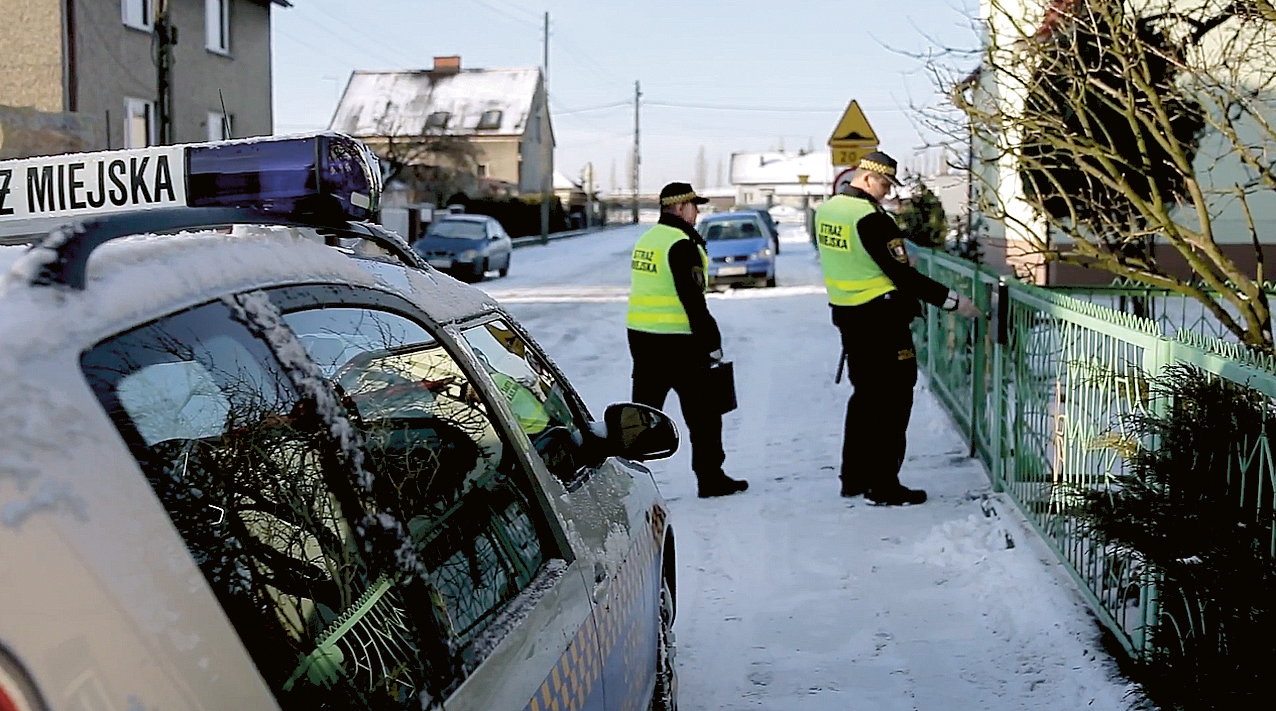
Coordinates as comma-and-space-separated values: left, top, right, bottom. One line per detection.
627, 182, 748, 498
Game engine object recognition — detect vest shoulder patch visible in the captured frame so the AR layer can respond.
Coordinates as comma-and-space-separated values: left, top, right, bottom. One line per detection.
888, 238, 909, 264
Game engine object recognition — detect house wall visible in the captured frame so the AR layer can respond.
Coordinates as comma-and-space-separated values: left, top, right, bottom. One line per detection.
169, 0, 275, 141
471, 135, 522, 187
517, 80, 551, 196
0, 0, 65, 112
69, 0, 275, 149
974, 0, 1276, 285
1051, 242, 1276, 286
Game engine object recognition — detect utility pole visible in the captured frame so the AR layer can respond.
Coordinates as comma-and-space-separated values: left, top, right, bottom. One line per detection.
154, 0, 177, 145
540, 11, 551, 245
632, 80, 641, 224
583, 162, 594, 228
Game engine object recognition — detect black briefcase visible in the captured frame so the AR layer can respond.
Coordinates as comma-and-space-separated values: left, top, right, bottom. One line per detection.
706, 360, 737, 415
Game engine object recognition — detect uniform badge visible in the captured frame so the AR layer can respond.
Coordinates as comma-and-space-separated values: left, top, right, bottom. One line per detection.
889, 239, 909, 264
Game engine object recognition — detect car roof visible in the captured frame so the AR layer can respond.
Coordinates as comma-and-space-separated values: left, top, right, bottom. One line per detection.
0, 228, 499, 363
434, 214, 493, 223
702, 211, 764, 222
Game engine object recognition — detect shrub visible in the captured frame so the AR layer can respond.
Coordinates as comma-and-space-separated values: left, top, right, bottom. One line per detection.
1073, 365, 1276, 709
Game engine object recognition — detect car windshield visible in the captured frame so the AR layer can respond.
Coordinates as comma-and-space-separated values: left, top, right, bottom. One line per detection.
702, 219, 763, 241
428, 220, 486, 239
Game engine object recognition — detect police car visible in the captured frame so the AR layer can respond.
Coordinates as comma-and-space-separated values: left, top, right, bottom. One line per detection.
0, 133, 679, 711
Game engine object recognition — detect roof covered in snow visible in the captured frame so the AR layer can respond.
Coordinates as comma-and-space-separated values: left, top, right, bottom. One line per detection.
553, 171, 580, 191
729, 151, 834, 186
330, 68, 543, 138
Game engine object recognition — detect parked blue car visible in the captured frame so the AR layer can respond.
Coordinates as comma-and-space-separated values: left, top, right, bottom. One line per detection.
699, 211, 777, 288
411, 214, 512, 282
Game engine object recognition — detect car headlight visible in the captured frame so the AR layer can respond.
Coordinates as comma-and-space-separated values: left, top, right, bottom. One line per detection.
749, 247, 773, 260
458, 249, 479, 261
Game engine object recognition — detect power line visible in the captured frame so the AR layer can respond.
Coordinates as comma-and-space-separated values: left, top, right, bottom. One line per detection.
553, 32, 629, 92
467, 0, 540, 29
552, 99, 631, 115
284, 9, 416, 68
646, 100, 906, 113
482, 0, 541, 24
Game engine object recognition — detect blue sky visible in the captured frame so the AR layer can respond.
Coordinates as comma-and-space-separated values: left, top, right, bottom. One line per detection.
271, 0, 982, 192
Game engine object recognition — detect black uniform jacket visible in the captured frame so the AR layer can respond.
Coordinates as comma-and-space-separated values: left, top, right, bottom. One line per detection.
628, 212, 722, 366
836, 186, 951, 321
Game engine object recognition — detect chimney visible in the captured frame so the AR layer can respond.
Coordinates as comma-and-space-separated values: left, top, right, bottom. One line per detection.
432, 56, 461, 74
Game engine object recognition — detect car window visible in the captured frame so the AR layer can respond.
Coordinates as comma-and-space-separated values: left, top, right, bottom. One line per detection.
703, 219, 764, 241
82, 300, 562, 709
427, 220, 485, 239
281, 307, 558, 642
460, 319, 587, 484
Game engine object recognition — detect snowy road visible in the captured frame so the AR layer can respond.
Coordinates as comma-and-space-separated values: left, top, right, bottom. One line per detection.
480, 222, 1143, 711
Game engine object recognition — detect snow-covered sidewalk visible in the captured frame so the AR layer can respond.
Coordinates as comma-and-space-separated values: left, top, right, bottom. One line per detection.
490, 223, 1146, 710
663, 374, 1145, 711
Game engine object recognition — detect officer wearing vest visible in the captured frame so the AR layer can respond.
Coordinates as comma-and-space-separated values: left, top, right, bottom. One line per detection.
627, 182, 748, 498
816, 151, 981, 506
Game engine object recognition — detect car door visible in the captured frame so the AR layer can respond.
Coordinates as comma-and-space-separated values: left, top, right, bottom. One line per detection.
82, 286, 603, 711
268, 285, 607, 711
491, 221, 512, 269
458, 316, 669, 711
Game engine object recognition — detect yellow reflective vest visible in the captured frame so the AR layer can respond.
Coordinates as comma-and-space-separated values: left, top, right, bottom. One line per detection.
814, 194, 897, 306
492, 371, 551, 434
626, 223, 708, 334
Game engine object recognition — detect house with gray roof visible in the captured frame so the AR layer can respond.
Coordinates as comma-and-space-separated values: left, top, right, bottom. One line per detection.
329, 56, 553, 198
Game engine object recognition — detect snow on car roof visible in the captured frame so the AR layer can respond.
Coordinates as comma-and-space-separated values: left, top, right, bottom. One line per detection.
0, 245, 27, 273
0, 229, 497, 361
434, 214, 492, 222
701, 211, 765, 222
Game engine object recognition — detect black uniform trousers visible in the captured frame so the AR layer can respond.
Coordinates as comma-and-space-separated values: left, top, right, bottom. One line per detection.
833, 295, 919, 494
628, 330, 726, 481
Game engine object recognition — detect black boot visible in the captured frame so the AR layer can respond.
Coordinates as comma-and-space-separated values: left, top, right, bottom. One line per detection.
697, 473, 749, 498
839, 480, 866, 498
865, 485, 927, 506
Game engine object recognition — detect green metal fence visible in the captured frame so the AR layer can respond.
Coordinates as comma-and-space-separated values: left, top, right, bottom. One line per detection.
915, 249, 1276, 659
1059, 281, 1276, 342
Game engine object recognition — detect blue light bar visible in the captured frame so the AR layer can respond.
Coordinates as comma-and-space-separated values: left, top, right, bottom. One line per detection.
187, 133, 382, 221
0, 132, 382, 233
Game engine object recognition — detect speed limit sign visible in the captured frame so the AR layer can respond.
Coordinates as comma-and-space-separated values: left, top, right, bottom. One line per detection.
833, 166, 857, 195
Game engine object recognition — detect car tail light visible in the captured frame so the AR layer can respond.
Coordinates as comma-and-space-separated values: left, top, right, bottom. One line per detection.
0, 645, 49, 711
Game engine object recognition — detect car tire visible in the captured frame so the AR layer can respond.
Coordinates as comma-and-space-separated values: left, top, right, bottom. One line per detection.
470, 259, 487, 283
766, 275, 777, 288
649, 576, 678, 711
499, 257, 509, 278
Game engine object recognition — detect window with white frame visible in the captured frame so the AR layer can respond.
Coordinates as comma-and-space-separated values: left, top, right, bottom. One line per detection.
206, 0, 230, 53
207, 111, 233, 141
122, 0, 152, 32
124, 98, 154, 148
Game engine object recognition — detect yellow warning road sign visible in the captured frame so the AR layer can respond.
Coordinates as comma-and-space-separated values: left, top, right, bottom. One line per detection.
827, 100, 878, 166
831, 145, 876, 168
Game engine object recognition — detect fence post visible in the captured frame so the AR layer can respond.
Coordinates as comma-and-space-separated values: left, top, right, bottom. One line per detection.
989, 278, 1009, 491
925, 252, 937, 379
969, 268, 987, 458
1130, 336, 1172, 659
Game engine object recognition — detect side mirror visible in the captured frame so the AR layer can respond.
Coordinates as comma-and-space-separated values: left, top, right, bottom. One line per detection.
595, 402, 679, 461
